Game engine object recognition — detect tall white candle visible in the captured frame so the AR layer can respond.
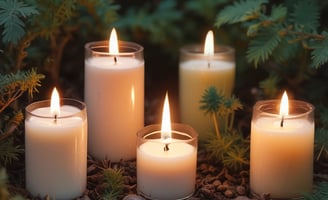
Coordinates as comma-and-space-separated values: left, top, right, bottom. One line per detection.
25, 89, 87, 199
179, 30, 235, 135
250, 93, 314, 198
85, 28, 144, 161
137, 93, 198, 200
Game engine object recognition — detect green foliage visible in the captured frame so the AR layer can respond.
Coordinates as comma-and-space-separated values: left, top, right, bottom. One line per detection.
114, 0, 182, 44
200, 86, 247, 171
100, 168, 124, 200
0, 0, 38, 44
215, 0, 326, 68
0, 69, 44, 113
303, 181, 328, 200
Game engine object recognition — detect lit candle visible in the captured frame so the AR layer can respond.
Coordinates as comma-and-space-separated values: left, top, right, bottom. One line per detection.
25, 88, 87, 200
137, 93, 198, 200
85, 28, 144, 161
179, 30, 235, 135
250, 91, 315, 198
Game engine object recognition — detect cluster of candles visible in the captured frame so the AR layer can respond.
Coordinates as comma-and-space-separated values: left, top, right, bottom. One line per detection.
24, 28, 315, 200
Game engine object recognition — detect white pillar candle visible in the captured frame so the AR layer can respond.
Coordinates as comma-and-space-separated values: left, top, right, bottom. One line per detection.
179, 30, 235, 135
250, 92, 314, 198
137, 93, 198, 200
85, 28, 144, 161
25, 88, 87, 200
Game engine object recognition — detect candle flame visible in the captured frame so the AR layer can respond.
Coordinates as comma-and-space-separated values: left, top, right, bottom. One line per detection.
50, 87, 60, 117
161, 92, 172, 144
279, 91, 289, 116
204, 30, 214, 56
109, 28, 119, 54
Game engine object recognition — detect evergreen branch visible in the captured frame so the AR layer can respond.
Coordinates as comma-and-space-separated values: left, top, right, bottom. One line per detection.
247, 25, 282, 67
101, 168, 124, 200
303, 181, 328, 200
311, 35, 328, 68
292, 0, 319, 32
0, 69, 44, 113
215, 0, 268, 28
0, 0, 39, 44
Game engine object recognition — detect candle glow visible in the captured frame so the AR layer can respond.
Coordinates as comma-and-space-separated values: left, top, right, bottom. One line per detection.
109, 28, 119, 54
50, 87, 60, 117
161, 92, 172, 144
280, 91, 289, 116
204, 30, 214, 56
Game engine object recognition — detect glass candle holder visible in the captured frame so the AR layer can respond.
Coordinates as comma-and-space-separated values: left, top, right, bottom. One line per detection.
137, 123, 198, 200
25, 99, 87, 200
179, 44, 235, 135
250, 100, 315, 199
85, 40, 144, 161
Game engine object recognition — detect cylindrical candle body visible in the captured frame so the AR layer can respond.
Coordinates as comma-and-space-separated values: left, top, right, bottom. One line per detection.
25, 99, 87, 200
85, 41, 144, 161
179, 45, 235, 135
137, 123, 198, 200
250, 100, 314, 198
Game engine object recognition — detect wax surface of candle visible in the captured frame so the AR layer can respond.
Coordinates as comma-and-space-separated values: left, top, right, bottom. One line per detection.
250, 117, 314, 198
25, 105, 87, 200
85, 56, 144, 161
137, 140, 197, 200
179, 59, 235, 134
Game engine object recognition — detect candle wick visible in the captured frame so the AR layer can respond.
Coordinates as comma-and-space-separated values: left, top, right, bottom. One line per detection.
164, 143, 169, 152
280, 115, 284, 127
54, 114, 57, 123
114, 56, 117, 64
207, 61, 211, 68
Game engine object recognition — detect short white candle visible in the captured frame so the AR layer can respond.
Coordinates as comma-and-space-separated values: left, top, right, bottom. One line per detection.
250, 92, 315, 198
179, 30, 235, 135
25, 88, 87, 199
85, 28, 144, 161
137, 93, 198, 200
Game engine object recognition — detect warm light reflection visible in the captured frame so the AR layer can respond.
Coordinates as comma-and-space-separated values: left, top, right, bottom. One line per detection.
109, 28, 119, 54
204, 30, 214, 56
161, 92, 172, 144
50, 87, 60, 117
279, 91, 289, 116
131, 85, 135, 108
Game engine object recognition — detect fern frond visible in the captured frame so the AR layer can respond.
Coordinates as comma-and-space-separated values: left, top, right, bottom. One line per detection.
215, 0, 268, 28
0, 0, 38, 44
292, 0, 319, 32
311, 34, 328, 68
246, 25, 282, 67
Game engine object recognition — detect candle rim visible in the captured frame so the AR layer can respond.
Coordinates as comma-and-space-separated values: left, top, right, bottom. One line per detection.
180, 44, 234, 57
85, 40, 143, 56
253, 99, 314, 119
137, 123, 198, 144
25, 98, 86, 119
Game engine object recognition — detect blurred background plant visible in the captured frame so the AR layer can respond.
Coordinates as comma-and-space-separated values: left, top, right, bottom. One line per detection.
1, 0, 328, 199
